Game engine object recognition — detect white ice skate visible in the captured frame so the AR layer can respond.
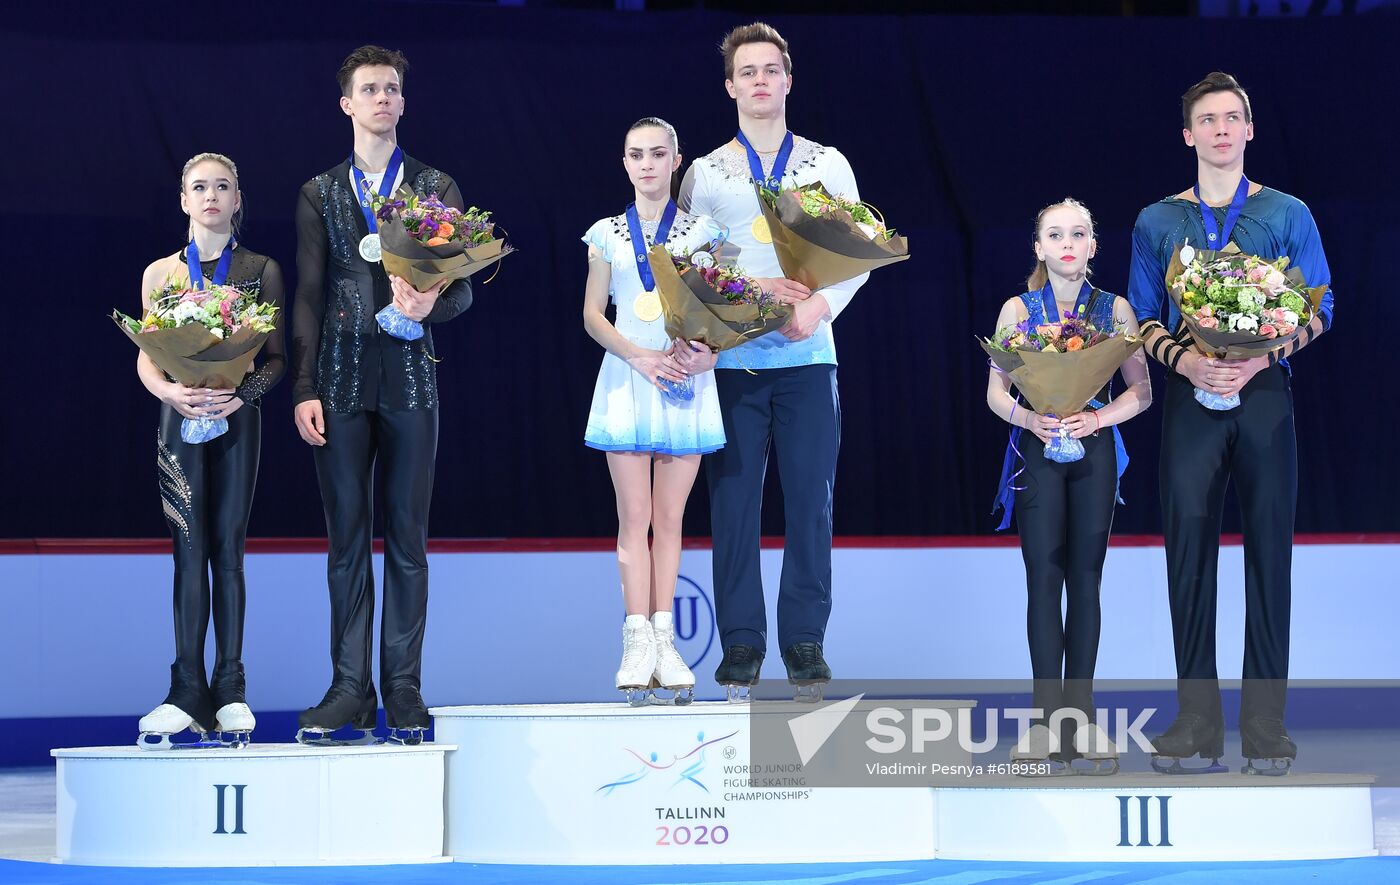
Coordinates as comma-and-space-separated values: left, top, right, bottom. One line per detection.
1070, 721, 1119, 775
616, 615, 658, 707
1009, 723, 1070, 776
214, 703, 257, 748
649, 611, 695, 706
137, 704, 213, 750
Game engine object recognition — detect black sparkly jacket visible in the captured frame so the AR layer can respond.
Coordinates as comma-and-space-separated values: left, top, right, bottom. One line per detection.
290, 154, 473, 412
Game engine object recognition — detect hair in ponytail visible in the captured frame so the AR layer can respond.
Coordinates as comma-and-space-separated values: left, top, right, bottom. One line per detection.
1025, 197, 1094, 292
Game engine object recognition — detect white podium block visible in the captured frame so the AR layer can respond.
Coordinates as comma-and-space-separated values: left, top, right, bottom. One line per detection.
52, 743, 453, 866
432, 702, 941, 865
934, 773, 1376, 862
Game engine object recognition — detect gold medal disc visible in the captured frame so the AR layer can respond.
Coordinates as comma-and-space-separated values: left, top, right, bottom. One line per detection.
633, 291, 663, 322
750, 215, 772, 244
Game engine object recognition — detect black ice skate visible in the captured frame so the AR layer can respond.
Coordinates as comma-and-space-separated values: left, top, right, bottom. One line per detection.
1150, 713, 1226, 774
384, 682, 431, 746
782, 642, 832, 703
296, 681, 379, 746
1240, 716, 1296, 777
714, 645, 764, 703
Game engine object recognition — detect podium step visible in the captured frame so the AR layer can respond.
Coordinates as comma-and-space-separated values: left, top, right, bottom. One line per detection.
51, 743, 452, 866
431, 702, 942, 864
934, 772, 1377, 861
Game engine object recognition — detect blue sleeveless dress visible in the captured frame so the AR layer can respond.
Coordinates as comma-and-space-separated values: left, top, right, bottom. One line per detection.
991, 285, 1130, 531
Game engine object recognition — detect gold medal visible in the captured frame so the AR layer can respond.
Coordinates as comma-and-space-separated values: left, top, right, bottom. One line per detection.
750, 215, 772, 244
633, 291, 662, 322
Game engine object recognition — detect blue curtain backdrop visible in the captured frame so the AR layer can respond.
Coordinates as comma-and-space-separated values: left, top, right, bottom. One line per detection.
3, 5, 1393, 538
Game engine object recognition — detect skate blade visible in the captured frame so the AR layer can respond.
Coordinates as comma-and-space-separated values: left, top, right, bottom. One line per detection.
296, 727, 379, 747
791, 682, 826, 703
137, 732, 172, 751
648, 686, 696, 706
386, 727, 426, 746
138, 730, 219, 751
215, 730, 253, 749
1242, 758, 1293, 777
723, 684, 753, 704
1070, 757, 1120, 776
1151, 755, 1227, 775
620, 687, 653, 707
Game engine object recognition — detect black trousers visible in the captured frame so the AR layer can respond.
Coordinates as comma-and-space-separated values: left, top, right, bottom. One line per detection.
1015, 425, 1118, 741
708, 365, 841, 651
157, 403, 261, 723
313, 407, 438, 695
1161, 367, 1296, 723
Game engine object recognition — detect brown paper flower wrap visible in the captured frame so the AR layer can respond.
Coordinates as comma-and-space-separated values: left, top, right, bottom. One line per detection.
113, 312, 268, 389
379, 220, 511, 293
1165, 242, 1327, 359
980, 335, 1142, 417
646, 243, 791, 352
756, 182, 909, 290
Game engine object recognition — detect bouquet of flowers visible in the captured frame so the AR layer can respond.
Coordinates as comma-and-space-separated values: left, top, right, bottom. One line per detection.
755, 182, 909, 290
1167, 243, 1327, 410
980, 308, 1141, 462
645, 240, 790, 401
367, 189, 513, 340
114, 281, 278, 444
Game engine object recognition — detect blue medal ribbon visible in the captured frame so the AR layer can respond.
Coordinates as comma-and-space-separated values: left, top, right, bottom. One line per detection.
184, 238, 234, 291
625, 201, 678, 292
735, 129, 794, 194
349, 146, 405, 233
1193, 176, 1249, 247
1038, 279, 1094, 323
991, 285, 1129, 530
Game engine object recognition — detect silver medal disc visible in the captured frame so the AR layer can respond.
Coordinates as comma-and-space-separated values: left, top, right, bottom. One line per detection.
1179, 244, 1196, 266
358, 234, 382, 262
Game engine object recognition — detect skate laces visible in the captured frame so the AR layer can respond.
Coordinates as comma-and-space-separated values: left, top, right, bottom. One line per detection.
723, 645, 759, 665
621, 625, 654, 668
315, 683, 361, 709
787, 643, 824, 667
654, 631, 687, 668
1247, 716, 1287, 733
387, 683, 424, 707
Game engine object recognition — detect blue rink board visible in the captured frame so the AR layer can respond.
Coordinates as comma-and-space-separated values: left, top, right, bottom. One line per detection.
1, 858, 1397, 885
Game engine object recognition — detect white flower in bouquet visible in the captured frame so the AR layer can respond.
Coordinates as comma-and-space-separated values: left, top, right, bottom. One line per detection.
1237, 288, 1266, 310
172, 301, 203, 325
1231, 314, 1259, 333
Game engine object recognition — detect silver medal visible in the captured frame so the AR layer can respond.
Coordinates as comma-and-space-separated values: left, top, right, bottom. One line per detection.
1179, 243, 1195, 266
358, 233, 382, 262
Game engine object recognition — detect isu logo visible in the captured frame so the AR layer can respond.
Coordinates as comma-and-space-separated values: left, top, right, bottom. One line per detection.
672, 575, 716, 670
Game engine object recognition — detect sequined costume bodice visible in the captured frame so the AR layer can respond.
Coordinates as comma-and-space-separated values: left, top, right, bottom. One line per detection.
290, 154, 473, 412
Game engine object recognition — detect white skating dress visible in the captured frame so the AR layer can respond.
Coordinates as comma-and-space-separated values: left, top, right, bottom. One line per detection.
582, 210, 727, 456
